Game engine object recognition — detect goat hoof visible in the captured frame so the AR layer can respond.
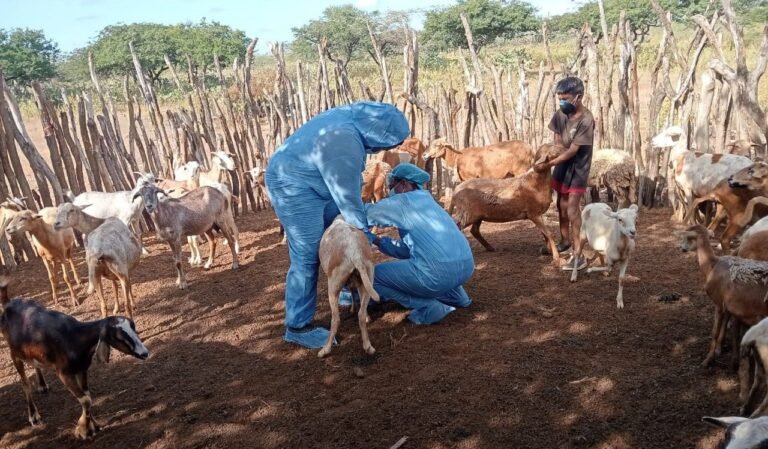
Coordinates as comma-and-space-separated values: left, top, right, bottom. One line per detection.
203, 264, 212, 271
29, 412, 42, 427
317, 347, 331, 358
177, 282, 188, 290
364, 345, 376, 355
36, 384, 48, 394
231, 262, 239, 270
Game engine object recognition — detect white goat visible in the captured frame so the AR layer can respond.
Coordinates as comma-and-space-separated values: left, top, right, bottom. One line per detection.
570, 203, 639, 309
67, 175, 154, 254
174, 161, 201, 181
702, 416, 768, 448
134, 184, 239, 289
54, 203, 141, 318
317, 216, 379, 358
186, 182, 240, 267
652, 126, 752, 222
739, 318, 768, 417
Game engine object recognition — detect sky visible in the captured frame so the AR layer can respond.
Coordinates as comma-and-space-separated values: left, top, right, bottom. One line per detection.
2, 0, 578, 54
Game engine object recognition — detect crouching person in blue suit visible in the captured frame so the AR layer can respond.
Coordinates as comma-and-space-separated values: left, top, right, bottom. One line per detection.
364, 163, 475, 324
265, 101, 410, 349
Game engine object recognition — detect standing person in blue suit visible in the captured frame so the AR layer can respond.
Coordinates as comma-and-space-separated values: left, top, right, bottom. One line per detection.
265, 101, 410, 349
363, 163, 475, 324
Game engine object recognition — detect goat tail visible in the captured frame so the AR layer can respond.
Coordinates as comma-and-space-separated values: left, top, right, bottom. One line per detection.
741, 339, 756, 360
86, 253, 103, 295
0, 274, 10, 306
356, 259, 379, 303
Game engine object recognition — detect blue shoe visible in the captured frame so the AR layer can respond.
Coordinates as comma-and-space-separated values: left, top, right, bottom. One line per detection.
284, 325, 336, 349
407, 303, 456, 325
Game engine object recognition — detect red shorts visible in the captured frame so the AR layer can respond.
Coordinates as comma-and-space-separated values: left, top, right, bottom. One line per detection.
551, 178, 587, 194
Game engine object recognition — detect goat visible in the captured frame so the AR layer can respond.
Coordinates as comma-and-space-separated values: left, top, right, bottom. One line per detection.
174, 160, 201, 181
317, 216, 379, 358
397, 137, 427, 168
738, 317, 768, 417
5, 209, 81, 306
246, 162, 286, 245
569, 203, 638, 309
448, 144, 563, 262
361, 160, 391, 203
682, 162, 768, 251
184, 182, 240, 267
679, 225, 768, 367
0, 276, 148, 439
67, 174, 154, 254
738, 215, 768, 261
422, 138, 533, 183
702, 416, 768, 448
55, 203, 141, 318
588, 149, 637, 208
134, 184, 239, 289
0, 196, 31, 264
652, 125, 752, 222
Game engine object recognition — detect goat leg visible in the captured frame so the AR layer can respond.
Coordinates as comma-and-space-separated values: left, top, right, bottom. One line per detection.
34, 368, 48, 393
170, 240, 187, 289
616, 257, 629, 309
111, 280, 120, 316
319, 279, 343, 358
204, 230, 217, 270
67, 253, 82, 286
749, 346, 768, 418
12, 358, 41, 426
570, 238, 586, 283
703, 307, 725, 367
530, 215, 559, 265
120, 277, 134, 318
469, 222, 495, 252
358, 287, 375, 355
42, 259, 59, 306
59, 371, 99, 439
60, 262, 79, 308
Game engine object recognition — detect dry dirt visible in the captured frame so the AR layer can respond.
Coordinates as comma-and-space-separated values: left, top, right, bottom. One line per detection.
0, 205, 737, 449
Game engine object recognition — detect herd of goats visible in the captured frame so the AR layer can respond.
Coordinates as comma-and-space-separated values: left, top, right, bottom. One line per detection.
2, 123, 768, 444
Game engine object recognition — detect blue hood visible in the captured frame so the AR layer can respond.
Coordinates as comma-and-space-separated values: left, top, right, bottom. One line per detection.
346, 102, 410, 153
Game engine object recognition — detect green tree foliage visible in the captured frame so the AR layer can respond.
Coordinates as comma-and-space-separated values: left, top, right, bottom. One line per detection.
421, 0, 540, 51
291, 5, 407, 68
735, 0, 768, 23
548, 0, 710, 36
87, 20, 247, 84
0, 28, 60, 86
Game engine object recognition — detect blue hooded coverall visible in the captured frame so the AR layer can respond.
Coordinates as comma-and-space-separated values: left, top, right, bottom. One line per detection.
366, 186, 475, 325
265, 102, 409, 348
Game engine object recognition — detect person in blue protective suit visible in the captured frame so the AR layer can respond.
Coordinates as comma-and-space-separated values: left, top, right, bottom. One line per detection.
363, 163, 475, 325
265, 101, 410, 349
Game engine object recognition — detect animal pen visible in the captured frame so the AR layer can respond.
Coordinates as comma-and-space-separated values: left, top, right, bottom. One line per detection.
0, 0, 766, 271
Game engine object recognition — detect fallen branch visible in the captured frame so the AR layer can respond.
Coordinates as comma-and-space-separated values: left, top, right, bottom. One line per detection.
390, 436, 408, 449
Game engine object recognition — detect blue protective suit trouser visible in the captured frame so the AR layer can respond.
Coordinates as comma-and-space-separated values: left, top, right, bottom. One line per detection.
373, 258, 474, 324
267, 177, 341, 329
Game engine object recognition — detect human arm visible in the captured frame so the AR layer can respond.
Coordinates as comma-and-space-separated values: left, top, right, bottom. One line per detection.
366, 198, 412, 259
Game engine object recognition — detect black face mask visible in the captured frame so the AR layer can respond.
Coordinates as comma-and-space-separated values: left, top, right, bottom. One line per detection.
559, 95, 580, 115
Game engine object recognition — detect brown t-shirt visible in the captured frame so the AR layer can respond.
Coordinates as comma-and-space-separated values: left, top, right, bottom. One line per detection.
548, 108, 595, 192
548, 109, 595, 148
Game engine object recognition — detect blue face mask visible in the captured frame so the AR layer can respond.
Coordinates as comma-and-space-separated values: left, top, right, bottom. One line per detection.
559, 95, 579, 115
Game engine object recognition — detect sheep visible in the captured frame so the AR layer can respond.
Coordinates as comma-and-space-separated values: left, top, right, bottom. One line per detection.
702, 416, 768, 448
588, 149, 637, 208
682, 162, 768, 251
5, 208, 81, 306
0, 196, 31, 264
361, 160, 392, 203
422, 138, 533, 183
317, 216, 379, 358
448, 143, 564, 262
134, 183, 239, 289
0, 276, 148, 439
679, 225, 768, 367
738, 317, 768, 417
652, 125, 752, 222
54, 203, 141, 318
569, 203, 638, 309
67, 174, 154, 254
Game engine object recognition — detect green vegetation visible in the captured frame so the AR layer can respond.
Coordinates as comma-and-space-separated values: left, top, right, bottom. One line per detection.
0, 28, 59, 86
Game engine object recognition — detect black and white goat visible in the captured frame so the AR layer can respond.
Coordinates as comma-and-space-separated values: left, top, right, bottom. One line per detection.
0, 276, 148, 439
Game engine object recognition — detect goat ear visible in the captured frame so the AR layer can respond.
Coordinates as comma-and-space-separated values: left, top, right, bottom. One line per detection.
629, 204, 639, 211
702, 416, 747, 428
131, 192, 142, 201
95, 338, 111, 363
602, 210, 618, 219
32, 213, 43, 221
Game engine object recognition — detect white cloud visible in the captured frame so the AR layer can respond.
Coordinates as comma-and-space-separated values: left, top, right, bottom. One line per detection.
354, 0, 379, 10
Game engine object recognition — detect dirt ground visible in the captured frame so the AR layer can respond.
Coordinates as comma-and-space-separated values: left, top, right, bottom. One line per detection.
0, 205, 737, 449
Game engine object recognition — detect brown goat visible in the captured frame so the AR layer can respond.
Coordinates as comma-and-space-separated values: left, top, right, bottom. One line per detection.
397, 137, 426, 168
448, 144, 564, 262
317, 216, 379, 358
361, 161, 391, 203
423, 138, 533, 182
679, 225, 768, 367
5, 209, 81, 306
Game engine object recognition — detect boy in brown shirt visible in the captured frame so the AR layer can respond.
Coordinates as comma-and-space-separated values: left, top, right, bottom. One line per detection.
534, 77, 594, 270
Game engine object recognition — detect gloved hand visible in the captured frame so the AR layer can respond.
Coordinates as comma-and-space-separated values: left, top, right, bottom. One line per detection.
364, 229, 378, 245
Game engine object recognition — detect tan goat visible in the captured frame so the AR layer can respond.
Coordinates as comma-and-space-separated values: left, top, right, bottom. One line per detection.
54, 203, 141, 318
0, 197, 31, 264
422, 138, 533, 182
361, 161, 391, 203
317, 216, 379, 358
679, 225, 768, 368
448, 144, 564, 262
5, 209, 80, 306
397, 137, 426, 168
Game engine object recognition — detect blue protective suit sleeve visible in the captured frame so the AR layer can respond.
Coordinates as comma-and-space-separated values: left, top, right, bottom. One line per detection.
316, 129, 369, 231
377, 236, 411, 259
366, 196, 411, 259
